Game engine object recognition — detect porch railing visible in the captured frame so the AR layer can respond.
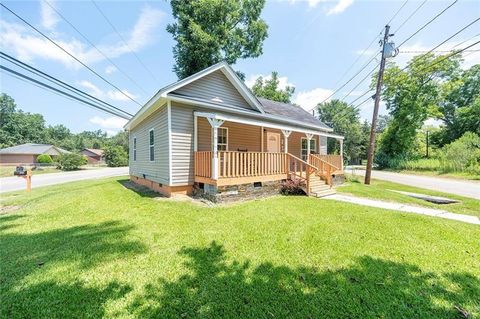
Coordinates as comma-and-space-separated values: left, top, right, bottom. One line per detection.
218, 151, 287, 178
312, 154, 343, 172
194, 151, 212, 178
309, 154, 341, 186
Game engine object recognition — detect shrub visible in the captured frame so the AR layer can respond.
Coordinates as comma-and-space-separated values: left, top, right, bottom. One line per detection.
56, 153, 87, 171
280, 179, 306, 195
104, 146, 128, 167
36, 154, 53, 164
439, 132, 480, 173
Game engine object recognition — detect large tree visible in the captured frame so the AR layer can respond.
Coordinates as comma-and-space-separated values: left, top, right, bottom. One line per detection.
316, 99, 364, 164
377, 53, 461, 160
251, 71, 295, 103
167, 0, 268, 79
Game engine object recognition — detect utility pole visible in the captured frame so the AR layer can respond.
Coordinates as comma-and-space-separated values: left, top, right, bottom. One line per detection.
365, 25, 391, 185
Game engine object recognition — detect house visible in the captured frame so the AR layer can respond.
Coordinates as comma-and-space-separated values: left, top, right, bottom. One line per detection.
81, 148, 105, 164
124, 62, 344, 200
0, 143, 69, 165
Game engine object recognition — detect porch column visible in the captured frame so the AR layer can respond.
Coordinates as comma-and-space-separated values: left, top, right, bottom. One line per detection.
281, 130, 292, 153
207, 117, 225, 180
306, 133, 314, 159
193, 114, 198, 152
339, 138, 344, 171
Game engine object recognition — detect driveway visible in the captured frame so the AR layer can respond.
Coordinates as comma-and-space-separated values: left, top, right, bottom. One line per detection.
345, 168, 480, 200
0, 167, 128, 193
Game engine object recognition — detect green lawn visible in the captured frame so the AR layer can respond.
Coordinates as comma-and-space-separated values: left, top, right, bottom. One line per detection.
338, 177, 480, 218
1, 178, 479, 318
0, 165, 61, 177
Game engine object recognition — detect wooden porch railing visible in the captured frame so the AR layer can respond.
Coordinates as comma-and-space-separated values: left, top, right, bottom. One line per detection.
313, 154, 343, 172
194, 151, 212, 178
309, 154, 340, 186
218, 151, 287, 178
287, 153, 317, 195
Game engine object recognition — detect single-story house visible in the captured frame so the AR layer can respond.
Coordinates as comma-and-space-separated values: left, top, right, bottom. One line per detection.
124, 62, 344, 199
81, 148, 105, 164
0, 143, 69, 165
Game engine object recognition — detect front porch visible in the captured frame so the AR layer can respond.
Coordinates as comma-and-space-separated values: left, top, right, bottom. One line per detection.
193, 112, 344, 195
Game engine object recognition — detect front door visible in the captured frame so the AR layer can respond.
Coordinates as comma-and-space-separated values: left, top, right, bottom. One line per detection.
266, 132, 281, 152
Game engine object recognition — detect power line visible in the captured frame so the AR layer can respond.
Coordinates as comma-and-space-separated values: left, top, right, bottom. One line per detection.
393, 0, 428, 34
0, 2, 143, 107
340, 64, 379, 102
397, 0, 459, 48
0, 65, 131, 120
43, 0, 149, 96
0, 51, 133, 117
400, 49, 479, 54
386, 0, 410, 26
90, 0, 159, 83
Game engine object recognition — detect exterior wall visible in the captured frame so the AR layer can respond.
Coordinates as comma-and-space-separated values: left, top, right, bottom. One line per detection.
130, 175, 192, 197
129, 105, 169, 185
173, 70, 254, 111
0, 154, 37, 165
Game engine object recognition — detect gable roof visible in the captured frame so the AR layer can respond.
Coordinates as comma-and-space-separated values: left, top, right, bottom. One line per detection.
0, 143, 69, 155
82, 148, 104, 156
257, 98, 331, 130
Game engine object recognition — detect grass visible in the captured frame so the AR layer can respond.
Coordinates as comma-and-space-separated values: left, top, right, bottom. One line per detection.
0, 165, 61, 177
385, 169, 480, 181
338, 177, 480, 218
1, 177, 479, 318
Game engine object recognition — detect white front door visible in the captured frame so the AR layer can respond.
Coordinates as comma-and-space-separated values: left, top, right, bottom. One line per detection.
266, 132, 281, 152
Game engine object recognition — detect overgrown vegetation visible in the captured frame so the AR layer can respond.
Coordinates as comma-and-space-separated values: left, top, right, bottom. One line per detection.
104, 146, 128, 167
1, 178, 479, 318
280, 178, 305, 195
56, 153, 87, 171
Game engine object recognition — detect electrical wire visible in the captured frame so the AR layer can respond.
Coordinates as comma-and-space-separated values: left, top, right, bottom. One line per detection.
393, 0, 428, 34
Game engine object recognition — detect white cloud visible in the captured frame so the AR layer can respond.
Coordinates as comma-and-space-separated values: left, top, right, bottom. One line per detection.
89, 116, 127, 135
326, 0, 354, 15
245, 73, 295, 90
78, 80, 137, 102
105, 65, 117, 74
0, 5, 164, 68
40, 0, 59, 30
293, 87, 333, 110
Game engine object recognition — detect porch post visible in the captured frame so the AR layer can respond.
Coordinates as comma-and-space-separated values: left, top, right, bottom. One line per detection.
207, 117, 225, 180
281, 130, 292, 153
193, 114, 198, 152
306, 133, 314, 160
339, 138, 344, 171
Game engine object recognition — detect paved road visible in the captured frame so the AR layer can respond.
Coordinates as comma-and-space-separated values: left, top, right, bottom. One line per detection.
345, 168, 480, 200
0, 167, 129, 193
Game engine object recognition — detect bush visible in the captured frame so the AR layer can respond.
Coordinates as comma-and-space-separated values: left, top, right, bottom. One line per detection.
104, 146, 128, 167
280, 179, 306, 195
56, 153, 87, 171
36, 154, 53, 164
439, 132, 480, 174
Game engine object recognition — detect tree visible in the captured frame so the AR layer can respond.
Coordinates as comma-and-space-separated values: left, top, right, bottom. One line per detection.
36, 154, 53, 164
167, 0, 268, 79
104, 146, 128, 167
251, 72, 295, 103
316, 99, 364, 164
377, 53, 461, 161
56, 153, 87, 171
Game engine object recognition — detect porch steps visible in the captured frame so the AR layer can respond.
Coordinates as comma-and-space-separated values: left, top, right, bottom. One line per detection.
309, 176, 336, 198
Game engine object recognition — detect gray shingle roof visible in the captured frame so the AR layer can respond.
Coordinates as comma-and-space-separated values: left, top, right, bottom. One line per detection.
257, 97, 331, 130
0, 143, 69, 155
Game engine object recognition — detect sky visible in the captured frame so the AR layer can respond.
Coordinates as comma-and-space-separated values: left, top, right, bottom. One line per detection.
1, 0, 479, 135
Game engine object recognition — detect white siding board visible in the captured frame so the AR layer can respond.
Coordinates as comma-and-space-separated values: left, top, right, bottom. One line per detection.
173, 70, 255, 111
129, 106, 169, 184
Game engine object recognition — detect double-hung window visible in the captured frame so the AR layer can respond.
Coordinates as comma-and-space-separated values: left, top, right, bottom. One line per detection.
149, 129, 155, 161
301, 137, 317, 161
217, 127, 228, 151
133, 137, 137, 161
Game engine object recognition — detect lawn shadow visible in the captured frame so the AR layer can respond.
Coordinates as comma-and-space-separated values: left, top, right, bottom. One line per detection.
1, 221, 146, 318
117, 179, 164, 198
130, 241, 480, 318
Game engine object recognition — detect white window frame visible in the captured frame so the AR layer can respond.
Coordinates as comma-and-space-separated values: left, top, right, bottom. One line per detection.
217, 127, 228, 151
133, 136, 137, 161
301, 137, 317, 161
149, 128, 155, 162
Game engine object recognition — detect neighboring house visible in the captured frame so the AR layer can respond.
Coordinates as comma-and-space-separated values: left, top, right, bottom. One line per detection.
81, 148, 105, 164
124, 62, 344, 199
0, 143, 69, 165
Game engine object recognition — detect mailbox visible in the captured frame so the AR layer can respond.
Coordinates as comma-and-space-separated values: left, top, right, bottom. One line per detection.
14, 166, 27, 176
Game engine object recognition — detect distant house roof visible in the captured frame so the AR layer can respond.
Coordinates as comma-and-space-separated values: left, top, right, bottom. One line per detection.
82, 148, 104, 157
0, 143, 69, 155
257, 97, 331, 130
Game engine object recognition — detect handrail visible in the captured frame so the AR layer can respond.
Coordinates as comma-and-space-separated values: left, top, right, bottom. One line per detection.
309, 154, 339, 186
310, 154, 341, 171
286, 153, 317, 195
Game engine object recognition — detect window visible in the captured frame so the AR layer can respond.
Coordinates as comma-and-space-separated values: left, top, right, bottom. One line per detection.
149, 129, 154, 161
301, 137, 317, 161
217, 127, 228, 151
133, 137, 137, 161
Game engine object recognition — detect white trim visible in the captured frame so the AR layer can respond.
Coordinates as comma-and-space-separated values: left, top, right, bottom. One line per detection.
301, 136, 317, 160
167, 100, 172, 185
194, 111, 342, 139
281, 130, 291, 153
219, 66, 264, 113
148, 128, 155, 162
193, 114, 198, 152
217, 127, 228, 151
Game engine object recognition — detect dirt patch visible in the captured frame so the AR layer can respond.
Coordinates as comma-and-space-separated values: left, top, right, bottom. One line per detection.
0, 205, 21, 215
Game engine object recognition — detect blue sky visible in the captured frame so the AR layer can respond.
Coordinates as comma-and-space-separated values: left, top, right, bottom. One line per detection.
1, 0, 479, 135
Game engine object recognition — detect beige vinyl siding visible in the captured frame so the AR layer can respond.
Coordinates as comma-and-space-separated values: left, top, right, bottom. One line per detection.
173, 70, 254, 111
129, 105, 169, 185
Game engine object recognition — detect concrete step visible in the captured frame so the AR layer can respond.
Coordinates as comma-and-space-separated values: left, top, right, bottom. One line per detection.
311, 189, 336, 198
310, 185, 330, 191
